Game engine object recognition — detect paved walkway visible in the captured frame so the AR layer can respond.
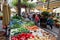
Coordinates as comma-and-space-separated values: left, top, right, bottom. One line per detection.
47, 25, 59, 34
43, 25, 59, 37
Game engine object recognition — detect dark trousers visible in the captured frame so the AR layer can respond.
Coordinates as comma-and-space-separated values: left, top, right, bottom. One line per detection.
49, 25, 53, 29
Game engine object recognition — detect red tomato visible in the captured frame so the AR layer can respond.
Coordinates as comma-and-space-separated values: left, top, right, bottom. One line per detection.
20, 33, 26, 37
20, 36, 26, 40
28, 33, 34, 38
12, 37, 18, 40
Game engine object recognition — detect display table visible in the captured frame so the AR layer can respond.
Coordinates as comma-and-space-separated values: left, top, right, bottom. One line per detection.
26, 26, 56, 40
10, 26, 56, 40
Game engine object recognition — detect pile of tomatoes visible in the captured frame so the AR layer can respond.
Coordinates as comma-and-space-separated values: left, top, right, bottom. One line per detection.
11, 33, 34, 40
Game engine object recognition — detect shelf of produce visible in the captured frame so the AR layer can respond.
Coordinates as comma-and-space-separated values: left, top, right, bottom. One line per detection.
10, 16, 56, 40
27, 26, 56, 40
10, 26, 56, 40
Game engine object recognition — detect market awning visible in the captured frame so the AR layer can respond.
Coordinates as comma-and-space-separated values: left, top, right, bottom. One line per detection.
53, 7, 60, 13
2, 2, 11, 27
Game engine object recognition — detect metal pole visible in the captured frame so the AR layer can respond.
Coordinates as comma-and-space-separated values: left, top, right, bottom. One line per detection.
18, 0, 21, 16
47, 0, 50, 10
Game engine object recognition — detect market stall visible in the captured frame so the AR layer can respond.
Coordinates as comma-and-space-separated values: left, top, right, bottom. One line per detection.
9, 15, 56, 40
53, 18, 60, 28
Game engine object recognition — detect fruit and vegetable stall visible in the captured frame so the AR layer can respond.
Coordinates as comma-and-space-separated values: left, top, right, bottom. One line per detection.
10, 16, 56, 40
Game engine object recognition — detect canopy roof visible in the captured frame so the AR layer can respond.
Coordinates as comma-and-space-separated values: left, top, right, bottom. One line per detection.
53, 7, 60, 13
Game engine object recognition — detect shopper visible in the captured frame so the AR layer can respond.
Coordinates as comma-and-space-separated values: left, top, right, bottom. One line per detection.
28, 13, 33, 20
24, 15, 30, 21
40, 15, 47, 28
22, 12, 25, 17
37, 14, 41, 26
47, 16, 54, 29
35, 14, 40, 26
37, 14, 41, 19
32, 14, 35, 21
